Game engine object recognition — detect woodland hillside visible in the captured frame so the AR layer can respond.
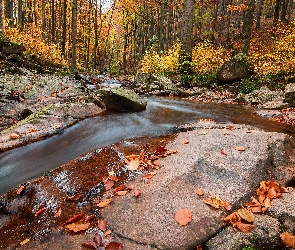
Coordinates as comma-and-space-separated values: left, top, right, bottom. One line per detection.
0, 0, 295, 86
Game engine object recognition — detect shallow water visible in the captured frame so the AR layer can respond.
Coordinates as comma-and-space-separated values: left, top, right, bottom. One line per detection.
0, 97, 294, 194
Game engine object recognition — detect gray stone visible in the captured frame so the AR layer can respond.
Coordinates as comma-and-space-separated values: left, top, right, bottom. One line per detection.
262, 100, 290, 110
101, 123, 295, 249
245, 87, 284, 105
206, 214, 282, 250
98, 88, 147, 111
217, 53, 254, 83
285, 83, 295, 107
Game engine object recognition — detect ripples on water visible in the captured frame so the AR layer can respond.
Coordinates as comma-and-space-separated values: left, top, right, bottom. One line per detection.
0, 97, 294, 194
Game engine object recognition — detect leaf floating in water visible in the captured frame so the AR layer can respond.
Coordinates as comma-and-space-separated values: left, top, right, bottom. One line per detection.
66, 213, 85, 224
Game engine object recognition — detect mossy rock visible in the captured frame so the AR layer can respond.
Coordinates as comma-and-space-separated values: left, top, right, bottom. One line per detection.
217, 53, 254, 84
98, 88, 147, 111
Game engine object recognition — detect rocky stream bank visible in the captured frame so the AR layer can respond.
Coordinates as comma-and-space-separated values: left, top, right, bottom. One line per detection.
0, 72, 295, 249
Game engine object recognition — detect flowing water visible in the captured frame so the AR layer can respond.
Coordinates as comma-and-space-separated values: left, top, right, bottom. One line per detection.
0, 97, 294, 195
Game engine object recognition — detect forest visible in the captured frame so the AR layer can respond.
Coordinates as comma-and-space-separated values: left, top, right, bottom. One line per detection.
0, 0, 294, 84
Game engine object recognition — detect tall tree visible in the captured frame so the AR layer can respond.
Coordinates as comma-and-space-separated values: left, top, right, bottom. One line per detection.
71, 0, 77, 71
0, 0, 3, 31
241, 0, 255, 54
179, 0, 195, 86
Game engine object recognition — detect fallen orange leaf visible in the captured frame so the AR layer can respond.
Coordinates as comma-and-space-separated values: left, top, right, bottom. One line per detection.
35, 207, 45, 217
66, 213, 85, 224
204, 195, 225, 209
236, 221, 255, 233
234, 146, 245, 151
175, 208, 192, 226
65, 222, 90, 232
134, 190, 141, 197
221, 149, 228, 155
183, 139, 189, 144
280, 231, 295, 248
105, 242, 123, 250
85, 214, 95, 222
66, 194, 82, 201
237, 207, 254, 223
104, 179, 115, 191
105, 229, 112, 236
125, 155, 140, 171
9, 133, 19, 139
97, 219, 108, 231
96, 198, 112, 208
116, 190, 128, 196
195, 188, 205, 196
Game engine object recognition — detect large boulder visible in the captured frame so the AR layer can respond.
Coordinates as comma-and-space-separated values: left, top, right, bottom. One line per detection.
245, 87, 284, 105
217, 53, 254, 83
135, 73, 176, 94
101, 123, 295, 249
285, 83, 295, 107
98, 88, 147, 111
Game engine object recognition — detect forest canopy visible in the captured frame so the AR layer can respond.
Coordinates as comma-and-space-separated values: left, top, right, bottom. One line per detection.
0, 0, 294, 79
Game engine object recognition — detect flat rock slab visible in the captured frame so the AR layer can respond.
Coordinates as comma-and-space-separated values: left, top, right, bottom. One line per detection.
101, 123, 295, 249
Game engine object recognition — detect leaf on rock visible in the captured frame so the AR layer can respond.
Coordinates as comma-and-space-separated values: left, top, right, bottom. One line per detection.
183, 139, 189, 144
9, 133, 20, 139
116, 190, 128, 196
104, 179, 115, 191
105, 242, 123, 250
96, 198, 112, 208
224, 212, 241, 226
66, 213, 85, 224
280, 231, 295, 248
94, 233, 103, 246
85, 214, 95, 222
65, 222, 90, 232
97, 219, 108, 231
204, 195, 225, 209
174, 208, 192, 226
82, 241, 97, 249
234, 146, 245, 151
221, 149, 228, 155
236, 222, 255, 233
134, 190, 141, 197
224, 201, 232, 211
237, 207, 254, 222
195, 188, 205, 196
105, 229, 112, 236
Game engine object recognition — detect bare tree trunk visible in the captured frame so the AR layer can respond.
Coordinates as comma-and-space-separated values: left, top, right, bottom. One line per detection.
255, 0, 264, 29
241, 0, 255, 54
4, 0, 13, 27
71, 0, 77, 71
42, 0, 46, 39
18, 0, 24, 30
61, 0, 67, 55
0, 0, 3, 31
51, 0, 55, 43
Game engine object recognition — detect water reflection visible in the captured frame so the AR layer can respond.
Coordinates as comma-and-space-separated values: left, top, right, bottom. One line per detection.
0, 97, 294, 194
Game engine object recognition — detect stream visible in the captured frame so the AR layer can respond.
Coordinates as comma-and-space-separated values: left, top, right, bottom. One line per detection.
1, 96, 295, 195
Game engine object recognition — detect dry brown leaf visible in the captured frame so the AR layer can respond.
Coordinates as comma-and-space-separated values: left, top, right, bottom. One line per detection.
9, 133, 20, 139
96, 198, 112, 208
221, 149, 228, 155
85, 214, 95, 222
104, 180, 115, 191
54, 208, 62, 218
105, 229, 112, 236
224, 212, 241, 226
236, 222, 255, 233
65, 222, 90, 232
66, 213, 85, 224
82, 241, 97, 249
204, 195, 225, 209
175, 208, 192, 226
196, 188, 205, 196
237, 207, 254, 223
116, 190, 128, 196
248, 205, 263, 213
125, 155, 140, 171
108, 175, 119, 182
196, 245, 202, 250
224, 201, 232, 211
280, 231, 295, 248
234, 146, 245, 151
263, 197, 272, 211
97, 219, 108, 231
105, 242, 123, 250
17, 185, 25, 195
183, 139, 189, 144
134, 190, 141, 197
94, 233, 103, 246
